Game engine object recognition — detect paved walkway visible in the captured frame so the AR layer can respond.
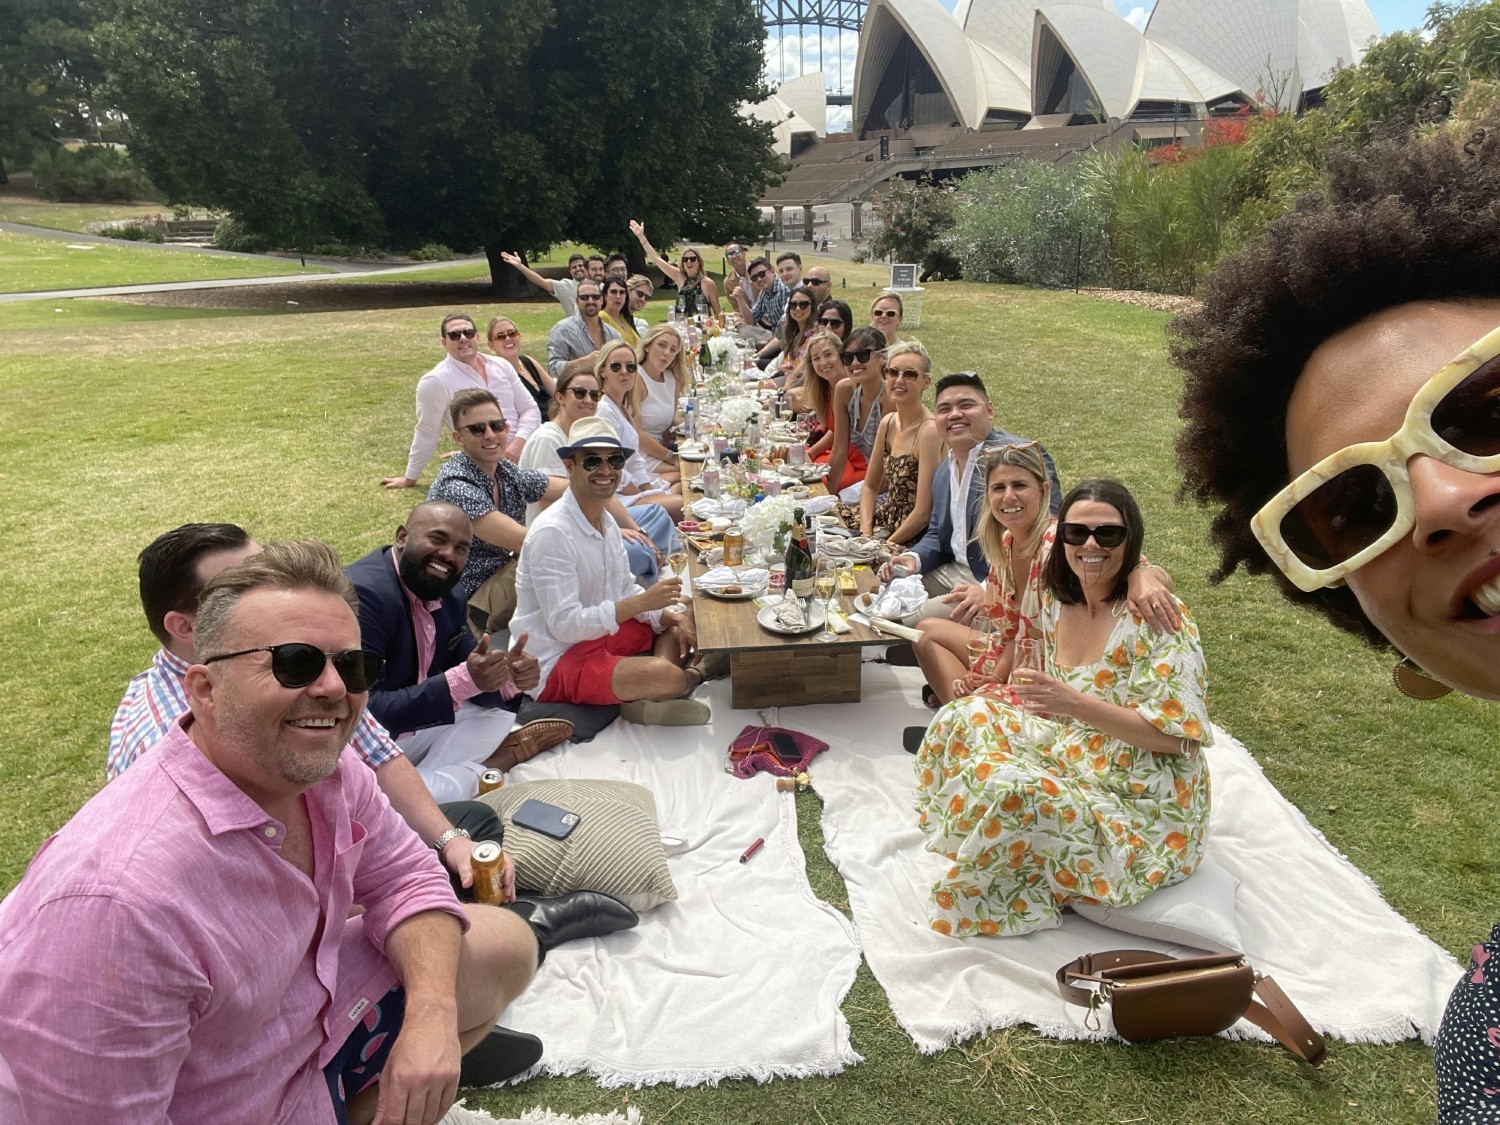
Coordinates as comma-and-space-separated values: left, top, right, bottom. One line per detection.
0, 222, 489, 304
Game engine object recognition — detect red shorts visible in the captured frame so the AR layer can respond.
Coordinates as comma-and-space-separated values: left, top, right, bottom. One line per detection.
539, 619, 657, 706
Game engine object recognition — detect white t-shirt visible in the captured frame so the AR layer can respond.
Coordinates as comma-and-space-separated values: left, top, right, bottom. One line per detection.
517, 421, 568, 523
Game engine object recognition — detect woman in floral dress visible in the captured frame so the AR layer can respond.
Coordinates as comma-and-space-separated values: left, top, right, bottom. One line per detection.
915, 479, 1211, 937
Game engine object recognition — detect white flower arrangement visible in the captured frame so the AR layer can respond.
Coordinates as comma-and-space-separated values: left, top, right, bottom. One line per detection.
708, 335, 737, 367
717, 396, 757, 436
739, 494, 799, 553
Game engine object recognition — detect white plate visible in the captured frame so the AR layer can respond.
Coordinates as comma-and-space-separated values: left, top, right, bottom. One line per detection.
698, 583, 765, 601
756, 600, 826, 636
678, 447, 710, 462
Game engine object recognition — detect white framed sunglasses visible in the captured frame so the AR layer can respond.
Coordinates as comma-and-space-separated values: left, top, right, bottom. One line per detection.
1251, 322, 1500, 592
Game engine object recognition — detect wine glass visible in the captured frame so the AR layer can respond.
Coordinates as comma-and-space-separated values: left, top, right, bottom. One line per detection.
813, 556, 839, 643
1012, 637, 1043, 682
665, 529, 689, 613
968, 615, 999, 681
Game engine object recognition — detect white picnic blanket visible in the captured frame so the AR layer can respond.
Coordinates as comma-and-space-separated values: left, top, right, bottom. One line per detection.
790, 659, 1464, 1052
497, 677, 863, 1086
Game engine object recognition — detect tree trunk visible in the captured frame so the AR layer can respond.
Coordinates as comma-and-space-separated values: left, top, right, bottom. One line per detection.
484, 243, 533, 299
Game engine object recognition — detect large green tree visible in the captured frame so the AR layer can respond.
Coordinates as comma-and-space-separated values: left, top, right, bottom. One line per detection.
0, 0, 103, 179
91, 0, 775, 286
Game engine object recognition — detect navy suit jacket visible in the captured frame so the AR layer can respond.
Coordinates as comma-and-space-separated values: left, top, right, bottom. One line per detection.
346, 546, 496, 736
909, 429, 1062, 579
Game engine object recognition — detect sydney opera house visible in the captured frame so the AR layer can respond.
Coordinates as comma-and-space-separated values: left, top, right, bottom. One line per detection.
852, 0, 1377, 136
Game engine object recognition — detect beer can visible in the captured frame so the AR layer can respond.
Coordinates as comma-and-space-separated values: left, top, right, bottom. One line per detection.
471, 841, 506, 905
724, 526, 745, 566
478, 769, 504, 795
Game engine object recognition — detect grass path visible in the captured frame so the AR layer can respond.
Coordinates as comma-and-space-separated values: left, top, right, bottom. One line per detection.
0, 283, 1482, 1123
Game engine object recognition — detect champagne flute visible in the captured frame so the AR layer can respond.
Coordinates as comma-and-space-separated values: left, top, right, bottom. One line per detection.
967, 615, 997, 681
665, 529, 689, 613
1012, 638, 1043, 681
814, 556, 839, 643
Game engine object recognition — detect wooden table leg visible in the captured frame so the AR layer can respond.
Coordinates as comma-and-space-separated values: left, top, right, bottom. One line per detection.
728, 647, 863, 708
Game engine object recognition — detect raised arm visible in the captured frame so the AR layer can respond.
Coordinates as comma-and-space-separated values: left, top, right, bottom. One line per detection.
629, 220, 684, 287
499, 251, 556, 296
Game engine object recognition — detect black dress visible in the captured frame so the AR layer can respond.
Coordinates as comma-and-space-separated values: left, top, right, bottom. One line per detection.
514, 354, 552, 419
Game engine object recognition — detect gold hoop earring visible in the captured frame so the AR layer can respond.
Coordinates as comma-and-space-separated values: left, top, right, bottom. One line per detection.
1392, 658, 1452, 700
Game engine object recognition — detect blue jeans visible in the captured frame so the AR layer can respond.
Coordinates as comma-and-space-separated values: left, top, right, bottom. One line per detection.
624, 502, 672, 585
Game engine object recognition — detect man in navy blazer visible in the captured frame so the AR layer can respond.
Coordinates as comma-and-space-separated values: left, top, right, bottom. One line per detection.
347, 501, 573, 801
887, 372, 1061, 623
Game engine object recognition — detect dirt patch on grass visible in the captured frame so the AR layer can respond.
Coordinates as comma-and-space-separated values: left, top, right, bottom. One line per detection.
114, 279, 518, 313
1079, 287, 1200, 315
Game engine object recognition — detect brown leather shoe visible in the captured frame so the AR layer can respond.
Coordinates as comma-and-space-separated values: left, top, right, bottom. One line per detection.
488, 718, 574, 772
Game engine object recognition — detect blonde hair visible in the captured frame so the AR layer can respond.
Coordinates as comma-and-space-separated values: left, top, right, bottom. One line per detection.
883, 338, 930, 373
636, 324, 690, 413
594, 341, 642, 423
973, 442, 1052, 603
794, 330, 844, 420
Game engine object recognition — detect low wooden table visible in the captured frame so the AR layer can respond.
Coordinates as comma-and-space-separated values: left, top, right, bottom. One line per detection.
689, 560, 898, 708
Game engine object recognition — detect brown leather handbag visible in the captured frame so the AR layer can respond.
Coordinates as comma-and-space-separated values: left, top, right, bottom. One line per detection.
1056, 949, 1327, 1066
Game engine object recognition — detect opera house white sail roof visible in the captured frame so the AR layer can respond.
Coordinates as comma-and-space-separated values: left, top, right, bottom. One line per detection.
851, 0, 1378, 133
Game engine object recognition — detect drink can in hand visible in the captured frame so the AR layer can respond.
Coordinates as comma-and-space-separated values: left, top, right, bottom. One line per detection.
471, 841, 506, 905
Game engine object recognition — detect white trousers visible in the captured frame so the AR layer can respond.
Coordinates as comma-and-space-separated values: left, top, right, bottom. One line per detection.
397, 701, 516, 803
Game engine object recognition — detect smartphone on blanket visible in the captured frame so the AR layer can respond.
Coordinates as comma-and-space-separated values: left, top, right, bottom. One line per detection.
512, 798, 582, 841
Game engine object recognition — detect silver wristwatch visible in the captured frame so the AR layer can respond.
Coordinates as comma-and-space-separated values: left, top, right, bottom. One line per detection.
432, 827, 471, 853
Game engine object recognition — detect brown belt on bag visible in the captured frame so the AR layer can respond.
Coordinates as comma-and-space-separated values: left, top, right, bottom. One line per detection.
1056, 949, 1328, 1066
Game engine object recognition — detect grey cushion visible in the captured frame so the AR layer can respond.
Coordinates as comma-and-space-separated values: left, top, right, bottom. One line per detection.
480, 779, 678, 913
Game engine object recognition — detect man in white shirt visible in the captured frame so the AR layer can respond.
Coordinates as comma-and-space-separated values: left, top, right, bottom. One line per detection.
381, 312, 543, 490
510, 418, 714, 726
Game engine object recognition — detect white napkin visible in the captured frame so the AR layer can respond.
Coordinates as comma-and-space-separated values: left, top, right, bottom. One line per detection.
801, 495, 836, 516
772, 595, 807, 628
872, 575, 926, 618
691, 497, 748, 520
821, 535, 881, 561
698, 567, 769, 591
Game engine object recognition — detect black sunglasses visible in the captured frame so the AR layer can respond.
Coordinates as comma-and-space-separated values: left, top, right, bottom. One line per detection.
749, 270, 770, 282
578, 293, 603, 301
463, 419, 508, 436
788, 300, 813, 311
681, 255, 700, 263
568, 386, 603, 401
445, 327, 477, 341
204, 643, 383, 692
726, 247, 745, 256
607, 361, 638, 373
818, 316, 845, 328
806, 277, 830, 285
841, 347, 876, 365
580, 452, 628, 471
1059, 522, 1129, 548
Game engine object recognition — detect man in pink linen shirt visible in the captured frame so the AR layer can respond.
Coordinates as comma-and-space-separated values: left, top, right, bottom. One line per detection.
0, 541, 539, 1125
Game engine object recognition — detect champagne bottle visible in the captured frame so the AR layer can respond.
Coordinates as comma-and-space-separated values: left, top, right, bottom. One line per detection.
785, 508, 815, 600
698, 335, 712, 372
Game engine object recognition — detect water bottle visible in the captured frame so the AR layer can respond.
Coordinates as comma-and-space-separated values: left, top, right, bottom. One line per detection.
701, 457, 721, 499
746, 413, 762, 451
682, 401, 696, 445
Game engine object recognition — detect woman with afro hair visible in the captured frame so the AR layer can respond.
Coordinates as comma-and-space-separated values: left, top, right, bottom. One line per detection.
1172, 118, 1500, 1122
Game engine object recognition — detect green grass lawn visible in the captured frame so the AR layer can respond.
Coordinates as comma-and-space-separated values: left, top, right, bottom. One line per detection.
0, 283, 1483, 1123
0, 228, 330, 293
0, 197, 170, 233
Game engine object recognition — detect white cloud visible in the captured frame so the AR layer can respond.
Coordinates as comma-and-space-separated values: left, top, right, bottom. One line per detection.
1123, 4, 1151, 31
762, 28, 861, 131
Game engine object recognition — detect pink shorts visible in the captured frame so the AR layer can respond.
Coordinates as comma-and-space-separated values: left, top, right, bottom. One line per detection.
539, 620, 657, 706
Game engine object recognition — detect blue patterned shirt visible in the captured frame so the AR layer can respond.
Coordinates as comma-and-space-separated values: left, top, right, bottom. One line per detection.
428, 451, 550, 599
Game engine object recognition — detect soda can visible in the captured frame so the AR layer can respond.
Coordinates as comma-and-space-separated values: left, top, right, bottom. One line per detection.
471, 841, 506, 905
724, 526, 746, 566
478, 769, 504, 795
769, 563, 787, 591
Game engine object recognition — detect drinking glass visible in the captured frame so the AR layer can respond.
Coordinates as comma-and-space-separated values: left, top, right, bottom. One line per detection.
1012, 638, 1043, 680
814, 557, 839, 643
967, 615, 999, 681
665, 529, 689, 613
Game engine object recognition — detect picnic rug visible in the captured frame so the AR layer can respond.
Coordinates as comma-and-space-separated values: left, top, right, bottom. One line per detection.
791, 657, 1464, 1052
464, 1104, 642, 1124
496, 677, 863, 1087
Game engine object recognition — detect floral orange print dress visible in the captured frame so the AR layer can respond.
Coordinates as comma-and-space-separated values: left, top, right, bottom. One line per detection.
988, 523, 1056, 654
914, 590, 1212, 937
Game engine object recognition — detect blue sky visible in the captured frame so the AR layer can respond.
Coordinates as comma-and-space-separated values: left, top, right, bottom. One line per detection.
1108, 0, 1430, 33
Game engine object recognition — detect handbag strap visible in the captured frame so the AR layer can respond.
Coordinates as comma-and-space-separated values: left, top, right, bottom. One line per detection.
1056, 949, 1327, 1067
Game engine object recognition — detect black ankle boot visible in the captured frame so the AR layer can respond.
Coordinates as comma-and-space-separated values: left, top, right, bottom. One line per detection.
504, 890, 639, 962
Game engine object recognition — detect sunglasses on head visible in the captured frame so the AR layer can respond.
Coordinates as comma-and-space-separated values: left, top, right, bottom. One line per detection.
489, 328, 520, 341
567, 386, 603, 401
841, 347, 876, 365
607, 361, 638, 373
788, 300, 813, 311
445, 327, 477, 341
1253, 322, 1500, 591
204, 643, 383, 693
1059, 522, 1129, 548
580, 452, 628, 471
818, 316, 845, 328
463, 419, 508, 436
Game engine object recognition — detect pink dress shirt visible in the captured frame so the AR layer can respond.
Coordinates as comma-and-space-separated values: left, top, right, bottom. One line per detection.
0, 718, 467, 1123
